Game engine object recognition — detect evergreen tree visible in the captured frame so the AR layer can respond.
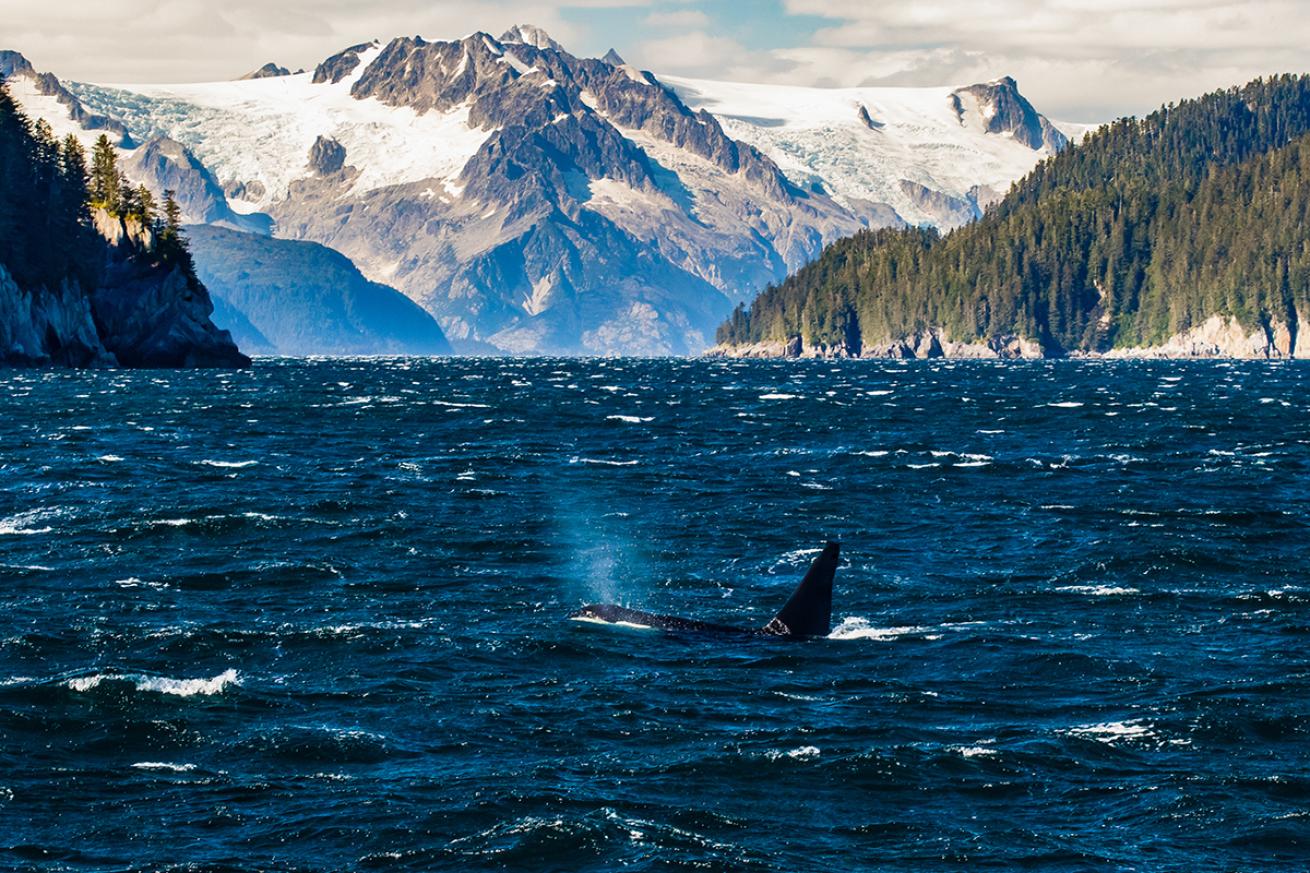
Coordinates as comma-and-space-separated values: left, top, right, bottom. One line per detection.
88, 134, 119, 211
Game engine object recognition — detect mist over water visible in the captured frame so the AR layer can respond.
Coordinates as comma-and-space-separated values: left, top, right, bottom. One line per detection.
1, 357, 1307, 870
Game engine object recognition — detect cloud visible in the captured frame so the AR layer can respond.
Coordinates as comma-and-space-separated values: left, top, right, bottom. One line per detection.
642, 9, 712, 29
0, 0, 1301, 119
768, 0, 1310, 118
0, 0, 634, 82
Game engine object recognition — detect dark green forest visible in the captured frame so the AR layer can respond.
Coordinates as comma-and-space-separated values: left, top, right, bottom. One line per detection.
718, 75, 1310, 354
0, 75, 192, 291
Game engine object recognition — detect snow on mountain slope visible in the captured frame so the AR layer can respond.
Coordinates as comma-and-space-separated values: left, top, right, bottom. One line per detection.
4, 29, 1086, 355
68, 46, 495, 210
664, 75, 1068, 227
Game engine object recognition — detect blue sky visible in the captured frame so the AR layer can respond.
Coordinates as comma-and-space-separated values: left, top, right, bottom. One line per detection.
2, 0, 1304, 120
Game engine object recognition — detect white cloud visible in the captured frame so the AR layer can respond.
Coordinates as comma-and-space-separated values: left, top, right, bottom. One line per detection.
642, 9, 712, 29
769, 0, 1310, 118
0, 0, 631, 83
0, 0, 1303, 119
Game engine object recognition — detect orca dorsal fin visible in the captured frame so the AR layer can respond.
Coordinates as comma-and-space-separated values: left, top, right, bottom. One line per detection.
763, 542, 839, 637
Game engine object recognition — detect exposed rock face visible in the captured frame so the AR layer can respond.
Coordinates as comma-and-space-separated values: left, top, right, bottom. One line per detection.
899, 180, 979, 227
950, 77, 1068, 152
500, 24, 564, 52
1, 208, 248, 368
711, 314, 1310, 360
241, 63, 291, 80
708, 329, 1046, 360
1098, 315, 1301, 359
312, 42, 378, 85
308, 136, 347, 176
0, 264, 113, 366
187, 225, 452, 356
123, 137, 273, 234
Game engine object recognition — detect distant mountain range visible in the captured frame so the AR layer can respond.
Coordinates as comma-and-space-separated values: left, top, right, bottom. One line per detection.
2, 30, 1079, 355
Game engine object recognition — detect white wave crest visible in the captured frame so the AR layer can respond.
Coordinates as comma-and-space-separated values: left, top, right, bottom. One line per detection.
131, 761, 197, 772
828, 618, 933, 640
767, 745, 820, 760
66, 668, 241, 697
1055, 585, 1140, 596
197, 459, 258, 469
1066, 719, 1154, 743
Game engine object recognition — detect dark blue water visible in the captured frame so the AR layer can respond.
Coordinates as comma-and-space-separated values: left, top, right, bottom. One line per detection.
2, 358, 1308, 871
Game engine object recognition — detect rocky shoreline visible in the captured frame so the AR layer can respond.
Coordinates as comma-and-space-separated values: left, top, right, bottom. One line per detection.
706, 313, 1310, 361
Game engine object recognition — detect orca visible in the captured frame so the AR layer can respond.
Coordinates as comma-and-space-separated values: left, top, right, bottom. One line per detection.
571, 541, 839, 638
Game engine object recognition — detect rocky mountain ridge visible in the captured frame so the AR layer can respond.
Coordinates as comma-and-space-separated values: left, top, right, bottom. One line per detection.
5, 29, 1077, 354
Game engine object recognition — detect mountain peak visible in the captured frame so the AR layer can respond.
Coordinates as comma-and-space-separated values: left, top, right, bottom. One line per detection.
498, 24, 562, 52
950, 76, 1067, 152
241, 62, 291, 81
601, 48, 625, 67
0, 49, 35, 79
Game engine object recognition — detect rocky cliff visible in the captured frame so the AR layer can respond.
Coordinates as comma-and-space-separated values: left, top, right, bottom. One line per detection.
1, 209, 248, 368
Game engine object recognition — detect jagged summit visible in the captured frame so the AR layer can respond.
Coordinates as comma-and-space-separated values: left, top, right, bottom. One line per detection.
601, 48, 625, 66
241, 62, 291, 80
949, 76, 1067, 151
498, 24, 563, 52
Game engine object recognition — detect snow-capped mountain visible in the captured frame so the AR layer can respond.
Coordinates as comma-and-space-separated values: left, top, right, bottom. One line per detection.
3, 30, 1077, 355
665, 75, 1073, 228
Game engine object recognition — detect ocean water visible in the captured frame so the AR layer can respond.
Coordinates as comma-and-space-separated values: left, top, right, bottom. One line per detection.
1, 357, 1307, 871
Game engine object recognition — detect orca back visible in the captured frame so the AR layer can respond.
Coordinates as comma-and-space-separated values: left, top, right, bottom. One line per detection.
763, 541, 839, 637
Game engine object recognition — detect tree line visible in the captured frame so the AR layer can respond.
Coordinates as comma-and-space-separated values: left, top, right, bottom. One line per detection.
718, 75, 1310, 354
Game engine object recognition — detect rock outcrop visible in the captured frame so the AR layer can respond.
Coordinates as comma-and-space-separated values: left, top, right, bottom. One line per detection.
950, 77, 1068, 152
1097, 315, 1303, 360
1, 208, 248, 368
241, 63, 291, 80
307, 136, 347, 176
708, 329, 1046, 360
710, 313, 1310, 360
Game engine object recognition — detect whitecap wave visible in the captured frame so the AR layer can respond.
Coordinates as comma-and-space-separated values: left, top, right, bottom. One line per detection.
828, 618, 933, 640
759, 393, 799, 400
197, 459, 257, 469
66, 668, 241, 697
1066, 719, 1155, 743
606, 415, 653, 423
1055, 585, 1140, 596
767, 745, 820, 760
131, 761, 197, 772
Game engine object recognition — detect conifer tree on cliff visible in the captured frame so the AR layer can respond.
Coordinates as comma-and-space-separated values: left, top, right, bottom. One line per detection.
88, 134, 119, 212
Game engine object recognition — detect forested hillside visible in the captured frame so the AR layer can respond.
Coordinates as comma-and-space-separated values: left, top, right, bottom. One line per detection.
717, 76, 1310, 356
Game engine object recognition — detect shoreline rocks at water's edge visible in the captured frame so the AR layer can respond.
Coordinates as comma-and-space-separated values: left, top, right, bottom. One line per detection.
706, 313, 1310, 361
